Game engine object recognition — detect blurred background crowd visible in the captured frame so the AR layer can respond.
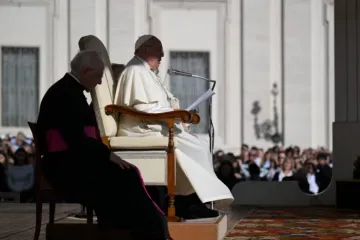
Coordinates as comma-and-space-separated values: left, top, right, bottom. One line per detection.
0, 131, 333, 202
214, 144, 333, 195
0, 132, 35, 202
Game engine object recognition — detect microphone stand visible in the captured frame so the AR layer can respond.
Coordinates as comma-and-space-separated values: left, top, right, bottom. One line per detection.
182, 73, 216, 153
209, 83, 215, 210
180, 73, 216, 210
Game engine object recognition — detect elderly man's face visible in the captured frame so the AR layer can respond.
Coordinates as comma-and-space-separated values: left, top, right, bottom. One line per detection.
145, 41, 164, 70
80, 66, 104, 91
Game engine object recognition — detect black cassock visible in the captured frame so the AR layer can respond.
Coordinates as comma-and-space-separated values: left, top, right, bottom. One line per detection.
37, 73, 170, 239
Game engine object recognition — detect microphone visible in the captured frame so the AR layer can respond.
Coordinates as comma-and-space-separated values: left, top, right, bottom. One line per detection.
167, 69, 192, 77
167, 68, 216, 91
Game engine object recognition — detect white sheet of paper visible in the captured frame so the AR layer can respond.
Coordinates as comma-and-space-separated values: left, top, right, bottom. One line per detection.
186, 89, 215, 111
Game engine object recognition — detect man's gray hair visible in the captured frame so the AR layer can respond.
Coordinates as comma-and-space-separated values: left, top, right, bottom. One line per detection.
70, 50, 104, 74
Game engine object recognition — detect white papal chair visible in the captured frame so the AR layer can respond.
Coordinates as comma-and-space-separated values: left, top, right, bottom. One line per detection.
78, 35, 200, 222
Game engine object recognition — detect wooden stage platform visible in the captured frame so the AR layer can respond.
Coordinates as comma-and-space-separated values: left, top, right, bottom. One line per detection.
0, 203, 249, 240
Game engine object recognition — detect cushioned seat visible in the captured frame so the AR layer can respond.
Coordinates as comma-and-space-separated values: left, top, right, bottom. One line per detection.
109, 136, 174, 150
109, 136, 175, 185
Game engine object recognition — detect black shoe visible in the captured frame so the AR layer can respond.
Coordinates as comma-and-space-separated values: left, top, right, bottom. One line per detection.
176, 202, 219, 220
173, 193, 202, 208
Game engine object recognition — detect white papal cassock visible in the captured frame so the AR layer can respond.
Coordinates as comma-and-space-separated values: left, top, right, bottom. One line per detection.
114, 56, 234, 203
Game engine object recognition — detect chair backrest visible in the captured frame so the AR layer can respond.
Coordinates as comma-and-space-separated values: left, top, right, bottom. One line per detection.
27, 122, 41, 166
111, 63, 126, 95
27, 121, 52, 191
78, 35, 118, 138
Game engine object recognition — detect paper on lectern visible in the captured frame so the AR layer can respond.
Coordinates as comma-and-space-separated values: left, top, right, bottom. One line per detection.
186, 89, 215, 111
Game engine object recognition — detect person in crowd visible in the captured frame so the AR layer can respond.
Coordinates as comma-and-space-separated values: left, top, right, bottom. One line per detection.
328, 153, 333, 168
216, 155, 239, 190
293, 146, 300, 159
241, 144, 249, 154
248, 162, 261, 181
0, 151, 9, 192
258, 148, 264, 160
11, 132, 29, 151
247, 148, 257, 165
23, 144, 36, 165
249, 147, 261, 166
240, 150, 249, 164
266, 158, 279, 181
285, 147, 294, 157
232, 160, 244, 181
213, 150, 225, 171
294, 159, 303, 170
233, 155, 245, 180
6, 148, 34, 202
272, 158, 294, 182
277, 151, 286, 166
260, 150, 272, 170
215, 150, 225, 158
272, 145, 280, 154
298, 160, 321, 195
316, 153, 332, 192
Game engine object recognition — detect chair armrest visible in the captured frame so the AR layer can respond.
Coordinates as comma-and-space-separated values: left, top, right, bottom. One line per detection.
105, 104, 200, 124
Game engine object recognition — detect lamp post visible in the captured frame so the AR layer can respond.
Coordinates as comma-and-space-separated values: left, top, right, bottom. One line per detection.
271, 83, 282, 144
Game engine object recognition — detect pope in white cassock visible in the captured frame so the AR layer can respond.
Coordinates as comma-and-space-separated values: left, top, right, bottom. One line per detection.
114, 35, 233, 220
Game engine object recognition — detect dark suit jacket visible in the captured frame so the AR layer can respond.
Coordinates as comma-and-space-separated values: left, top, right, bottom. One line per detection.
36, 73, 110, 195
37, 73, 108, 157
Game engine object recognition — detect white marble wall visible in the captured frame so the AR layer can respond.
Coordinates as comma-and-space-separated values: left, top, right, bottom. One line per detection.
0, 0, 334, 151
242, 0, 271, 148
68, 0, 135, 66
283, 0, 312, 147
241, 0, 332, 150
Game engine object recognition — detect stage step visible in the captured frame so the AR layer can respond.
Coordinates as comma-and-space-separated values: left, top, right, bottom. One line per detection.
169, 214, 227, 240
46, 224, 132, 240
46, 214, 227, 240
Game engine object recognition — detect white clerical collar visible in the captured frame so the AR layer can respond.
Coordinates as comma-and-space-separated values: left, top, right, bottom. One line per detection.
135, 56, 151, 69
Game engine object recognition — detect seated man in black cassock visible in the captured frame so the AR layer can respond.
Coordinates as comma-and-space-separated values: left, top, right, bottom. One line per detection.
37, 50, 172, 240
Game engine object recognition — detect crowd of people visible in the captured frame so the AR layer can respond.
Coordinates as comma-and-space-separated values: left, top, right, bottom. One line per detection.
214, 144, 333, 195
0, 131, 334, 202
0, 132, 35, 202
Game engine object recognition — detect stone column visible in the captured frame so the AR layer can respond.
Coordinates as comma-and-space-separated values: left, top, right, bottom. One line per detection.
333, 0, 360, 185
269, 0, 284, 144
95, 0, 109, 49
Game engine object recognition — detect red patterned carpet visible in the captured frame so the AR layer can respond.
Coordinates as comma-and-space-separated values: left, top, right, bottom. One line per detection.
225, 208, 360, 240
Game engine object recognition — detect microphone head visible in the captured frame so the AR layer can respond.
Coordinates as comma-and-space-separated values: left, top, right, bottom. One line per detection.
167, 69, 174, 75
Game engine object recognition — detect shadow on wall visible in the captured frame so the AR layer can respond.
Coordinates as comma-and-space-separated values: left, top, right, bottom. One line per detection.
251, 101, 282, 145
251, 83, 282, 145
